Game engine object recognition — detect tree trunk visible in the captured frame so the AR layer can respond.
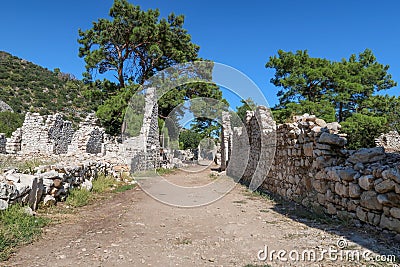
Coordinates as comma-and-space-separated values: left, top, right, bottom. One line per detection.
118, 62, 125, 88
338, 102, 343, 122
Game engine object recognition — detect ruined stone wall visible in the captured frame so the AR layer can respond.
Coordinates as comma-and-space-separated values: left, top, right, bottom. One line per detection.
376, 131, 400, 152
0, 159, 130, 210
122, 88, 160, 173
0, 134, 6, 154
67, 114, 105, 156
220, 112, 232, 171
19, 113, 74, 155
227, 110, 400, 233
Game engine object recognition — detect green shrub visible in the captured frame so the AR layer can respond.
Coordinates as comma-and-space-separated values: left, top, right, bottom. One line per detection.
65, 188, 91, 207
0, 204, 49, 261
92, 174, 115, 193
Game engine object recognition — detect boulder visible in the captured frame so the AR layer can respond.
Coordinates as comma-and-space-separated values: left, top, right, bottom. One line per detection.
347, 147, 385, 164
0, 199, 8, 210
349, 183, 361, 198
39, 170, 60, 180
337, 168, 358, 182
358, 175, 374, 190
81, 180, 93, 191
380, 215, 400, 232
0, 182, 18, 200
318, 132, 347, 147
375, 179, 396, 193
360, 191, 382, 210
390, 207, 400, 219
382, 168, 400, 184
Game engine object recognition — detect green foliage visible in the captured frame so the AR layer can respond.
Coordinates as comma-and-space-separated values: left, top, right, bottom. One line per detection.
0, 112, 24, 137
266, 49, 396, 122
92, 174, 116, 193
236, 98, 257, 122
78, 0, 199, 87
179, 129, 202, 149
341, 113, 388, 149
0, 51, 94, 130
0, 204, 49, 261
96, 85, 141, 135
65, 188, 92, 207
266, 49, 397, 149
272, 100, 336, 124
114, 184, 136, 193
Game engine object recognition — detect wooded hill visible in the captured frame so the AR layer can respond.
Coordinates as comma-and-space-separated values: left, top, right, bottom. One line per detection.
0, 51, 93, 135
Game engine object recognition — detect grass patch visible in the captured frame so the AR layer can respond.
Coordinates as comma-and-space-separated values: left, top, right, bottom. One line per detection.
65, 188, 92, 207
0, 204, 49, 261
114, 183, 136, 193
156, 168, 176, 176
92, 174, 116, 193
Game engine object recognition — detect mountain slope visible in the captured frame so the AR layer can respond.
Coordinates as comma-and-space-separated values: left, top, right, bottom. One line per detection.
0, 51, 93, 131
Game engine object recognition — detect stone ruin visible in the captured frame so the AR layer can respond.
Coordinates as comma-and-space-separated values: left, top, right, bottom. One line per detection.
223, 108, 400, 234
0, 88, 161, 173
376, 130, 400, 152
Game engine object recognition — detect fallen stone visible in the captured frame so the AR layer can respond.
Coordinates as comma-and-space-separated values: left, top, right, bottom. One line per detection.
28, 178, 44, 211
81, 180, 93, 191
43, 195, 56, 206
348, 147, 385, 164
0, 199, 8, 210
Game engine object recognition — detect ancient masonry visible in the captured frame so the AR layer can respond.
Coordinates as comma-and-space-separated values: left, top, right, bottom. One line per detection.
121, 87, 160, 172
0, 89, 160, 172
376, 131, 400, 152
224, 107, 400, 234
0, 159, 131, 210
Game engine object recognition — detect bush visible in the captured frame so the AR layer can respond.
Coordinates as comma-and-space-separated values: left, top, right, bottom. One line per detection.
341, 113, 388, 149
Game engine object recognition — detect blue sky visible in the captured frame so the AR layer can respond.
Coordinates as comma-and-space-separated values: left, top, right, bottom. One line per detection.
1, 0, 400, 108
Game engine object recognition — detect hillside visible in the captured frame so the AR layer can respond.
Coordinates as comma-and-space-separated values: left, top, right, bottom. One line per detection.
0, 51, 93, 135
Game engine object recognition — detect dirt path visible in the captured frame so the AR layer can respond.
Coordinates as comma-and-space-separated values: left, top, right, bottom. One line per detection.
5, 166, 399, 267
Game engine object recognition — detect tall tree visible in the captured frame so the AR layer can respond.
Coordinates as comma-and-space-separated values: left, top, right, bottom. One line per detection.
78, 0, 199, 88
266, 49, 396, 122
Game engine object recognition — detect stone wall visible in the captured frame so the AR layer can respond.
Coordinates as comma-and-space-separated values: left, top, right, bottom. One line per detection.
376, 131, 400, 152
226, 109, 400, 233
0, 159, 131, 210
67, 114, 105, 156
0, 134, 6, 154
122, 88, 160, 173
20, 113, 74, 155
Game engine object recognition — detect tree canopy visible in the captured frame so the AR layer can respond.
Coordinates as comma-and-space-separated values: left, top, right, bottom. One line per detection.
78, 0, 199, 88
266, 49, 398, 149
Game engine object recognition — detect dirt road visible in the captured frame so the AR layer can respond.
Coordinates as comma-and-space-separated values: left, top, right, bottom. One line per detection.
5, 166, 399, 267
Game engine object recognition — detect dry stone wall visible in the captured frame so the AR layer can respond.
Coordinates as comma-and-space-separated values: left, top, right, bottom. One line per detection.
376, 131, 400, 152
226, 109, 400, 234
20, 113, 74, 155
0, 159, 131, 210
0, 134, 6, 154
